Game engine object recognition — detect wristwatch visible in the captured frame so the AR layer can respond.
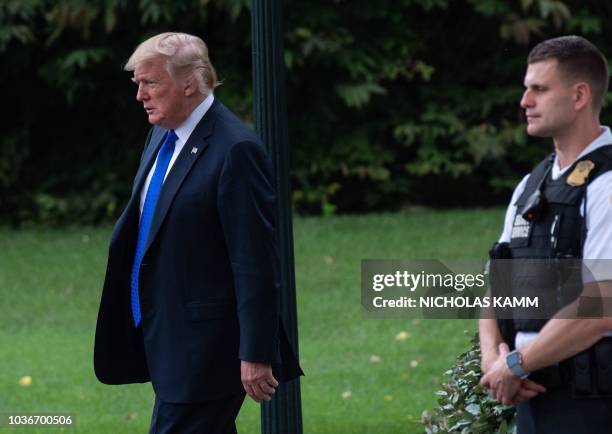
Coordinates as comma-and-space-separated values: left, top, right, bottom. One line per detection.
506, 349, 529, 379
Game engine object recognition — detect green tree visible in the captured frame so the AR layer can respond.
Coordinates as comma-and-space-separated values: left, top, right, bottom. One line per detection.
1, 0, 610, 223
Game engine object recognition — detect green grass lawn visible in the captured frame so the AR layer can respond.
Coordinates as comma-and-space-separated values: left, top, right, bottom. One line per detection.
0, 208, 505, 433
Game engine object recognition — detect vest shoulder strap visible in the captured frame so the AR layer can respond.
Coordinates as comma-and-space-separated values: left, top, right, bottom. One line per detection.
580, 144, 612, 185
514, 144, 612, 207
514, 153, 554, 207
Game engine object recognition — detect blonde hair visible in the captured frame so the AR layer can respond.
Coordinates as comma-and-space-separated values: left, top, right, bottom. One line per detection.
124, 32, 219, 94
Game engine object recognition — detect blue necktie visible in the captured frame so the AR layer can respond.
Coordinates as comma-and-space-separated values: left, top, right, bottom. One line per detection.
130, 130, 178, 326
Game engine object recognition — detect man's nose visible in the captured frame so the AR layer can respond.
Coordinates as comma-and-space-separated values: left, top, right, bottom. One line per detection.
136, 83, 147, 101
520, 90, 533, 109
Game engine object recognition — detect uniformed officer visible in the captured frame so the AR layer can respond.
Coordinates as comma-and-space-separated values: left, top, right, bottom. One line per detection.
479, 35, 612, 433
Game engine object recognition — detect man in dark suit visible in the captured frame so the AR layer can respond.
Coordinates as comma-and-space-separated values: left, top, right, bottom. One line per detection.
94, 32, 301, 434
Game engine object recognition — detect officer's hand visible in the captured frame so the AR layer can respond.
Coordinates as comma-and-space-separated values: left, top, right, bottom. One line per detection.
241, 361, 279, 403
481, 347, 499, 374
513, 379, 547, 404
480, 343, 507, 389
480, 343, 522, 405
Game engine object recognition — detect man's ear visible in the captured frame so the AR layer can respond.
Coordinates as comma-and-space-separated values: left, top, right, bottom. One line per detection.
574, 82, 591, 111
184, 77, 198, 97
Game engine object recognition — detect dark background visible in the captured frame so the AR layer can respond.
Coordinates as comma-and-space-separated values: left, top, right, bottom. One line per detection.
2, 0, 611, 225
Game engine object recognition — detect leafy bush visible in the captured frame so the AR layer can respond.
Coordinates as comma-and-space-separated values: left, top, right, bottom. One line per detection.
422, 332, 516, 434
1, 0, 611, 223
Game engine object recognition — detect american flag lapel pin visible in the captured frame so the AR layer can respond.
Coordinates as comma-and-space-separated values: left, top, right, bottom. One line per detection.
191, 147, 198, 154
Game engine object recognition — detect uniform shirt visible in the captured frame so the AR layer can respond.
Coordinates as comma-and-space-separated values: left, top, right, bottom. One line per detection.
139, 93, 215, 215
496, 126, 612, 349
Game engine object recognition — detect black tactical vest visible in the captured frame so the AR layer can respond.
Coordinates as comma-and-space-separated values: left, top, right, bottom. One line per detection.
504, 145, 612, 337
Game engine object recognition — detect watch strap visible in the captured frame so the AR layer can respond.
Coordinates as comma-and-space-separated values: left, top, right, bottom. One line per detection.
506, 350, 529, 379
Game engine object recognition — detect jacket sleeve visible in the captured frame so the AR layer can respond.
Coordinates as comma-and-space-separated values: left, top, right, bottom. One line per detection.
217, 140, 281, 363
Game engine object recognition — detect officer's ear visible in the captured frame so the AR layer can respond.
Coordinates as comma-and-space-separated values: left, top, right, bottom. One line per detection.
573, 82, 591, 112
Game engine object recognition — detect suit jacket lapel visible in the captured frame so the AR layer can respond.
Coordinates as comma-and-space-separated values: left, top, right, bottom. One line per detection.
143, 99, 221, 255
118, 128, 167, 220
130, 128, 167, 202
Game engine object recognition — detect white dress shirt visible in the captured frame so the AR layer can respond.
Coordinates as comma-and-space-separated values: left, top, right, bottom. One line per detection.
500, 126, 612, 260
139, 93, 215, 215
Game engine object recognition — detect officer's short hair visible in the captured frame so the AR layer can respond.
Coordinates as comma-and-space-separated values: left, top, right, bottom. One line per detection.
528, 35, 609, 112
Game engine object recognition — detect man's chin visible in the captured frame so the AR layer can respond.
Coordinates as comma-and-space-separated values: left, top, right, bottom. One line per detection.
526, 125, 548, 137
147, 115, 165, 127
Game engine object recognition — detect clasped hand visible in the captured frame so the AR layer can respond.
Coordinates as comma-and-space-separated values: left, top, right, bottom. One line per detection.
480, 343, 546, 406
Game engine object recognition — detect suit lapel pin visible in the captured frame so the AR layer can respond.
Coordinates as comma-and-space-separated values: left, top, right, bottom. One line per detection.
191, 147, 198, 155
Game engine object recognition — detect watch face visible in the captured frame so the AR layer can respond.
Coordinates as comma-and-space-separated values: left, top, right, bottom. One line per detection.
506, 350, 527, 378
507, 351, 519, 366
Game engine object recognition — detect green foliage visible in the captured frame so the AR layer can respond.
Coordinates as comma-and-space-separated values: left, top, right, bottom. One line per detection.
335, 82, 387, 109
422, 332, 517, 434
283, 0, 611, 213
1, 0, 611, 223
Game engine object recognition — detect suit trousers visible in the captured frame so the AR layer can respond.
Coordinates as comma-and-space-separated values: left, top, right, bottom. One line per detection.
517, 386, 612, 434
148, 392, 246, 434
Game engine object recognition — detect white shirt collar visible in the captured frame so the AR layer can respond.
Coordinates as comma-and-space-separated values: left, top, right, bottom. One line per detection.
552, 126, 612, 179
174, 93, 215, 145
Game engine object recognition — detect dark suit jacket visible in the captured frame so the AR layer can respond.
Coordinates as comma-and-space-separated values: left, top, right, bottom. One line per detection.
94, 99, 302, 403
